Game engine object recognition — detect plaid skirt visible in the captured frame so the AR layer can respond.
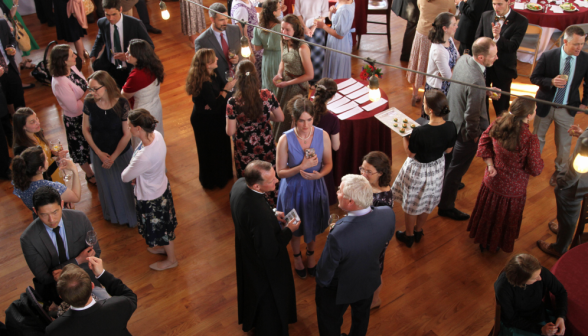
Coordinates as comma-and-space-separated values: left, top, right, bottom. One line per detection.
136, 182, 178, 247
406, 32, 432, 90
63, 114, 90, 165
305, 28, 326, 83
392, 156, 445, 215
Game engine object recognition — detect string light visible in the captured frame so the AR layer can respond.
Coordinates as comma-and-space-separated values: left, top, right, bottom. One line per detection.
366, 58, 381, 102
239, 22, 251, 58
160, 1, 170, 20
573, 138, 588, 173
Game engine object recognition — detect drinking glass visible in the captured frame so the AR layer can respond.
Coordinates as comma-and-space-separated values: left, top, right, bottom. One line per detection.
59, 169, 73, 182
228, 49, 237, 60
86, 230, 97, 247
328, 214, 340, 231
225, 70, 235, 91
50, 139, 63, 153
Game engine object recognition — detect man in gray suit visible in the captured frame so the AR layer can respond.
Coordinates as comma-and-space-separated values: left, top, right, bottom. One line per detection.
20, 186, 102, 305
315, 174, 395, 336
438, 37, 498, 221
538, 126, 588, 257
194, 2, 242, 85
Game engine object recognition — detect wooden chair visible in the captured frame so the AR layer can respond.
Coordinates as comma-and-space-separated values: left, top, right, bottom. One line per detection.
517, 24, 542, 77
356, 0, 393, 50
570, 193, 588, 248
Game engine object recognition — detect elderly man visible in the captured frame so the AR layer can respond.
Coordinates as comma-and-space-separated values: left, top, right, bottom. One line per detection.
46, 257, 137, 336
531, 25, 588, 187
194, 2, 242, 86
438, 37, 498, 221
315, 174, 395, 336
230, 160, 300, 335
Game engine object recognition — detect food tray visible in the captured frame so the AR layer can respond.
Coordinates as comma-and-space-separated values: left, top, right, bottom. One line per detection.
526, 3, 543, 10
375, 108, 419, 137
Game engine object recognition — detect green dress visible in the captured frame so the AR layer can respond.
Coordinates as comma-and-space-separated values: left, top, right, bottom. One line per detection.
3, 0, 40, 56
251, 24, 281, 94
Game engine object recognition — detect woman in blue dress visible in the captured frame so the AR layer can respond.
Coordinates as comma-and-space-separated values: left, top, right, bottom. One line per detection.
316, 0, 355, 79
276, 95, 332, 279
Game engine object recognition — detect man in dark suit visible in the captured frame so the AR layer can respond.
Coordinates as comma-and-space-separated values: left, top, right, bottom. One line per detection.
134, 0, 162, 34
0, 18, 25, 112
194, 2, 242, 85
475, 0, 528, 116
455, 0, 493, 54
46, 257, 137, 336
90, 0, 154, 88
230, 160, 300, 335
391, 0, 419, 62
438, 37, 498, 221
316, 174, 395, 336
20, 186, 102, 305
531, 25, 588, 186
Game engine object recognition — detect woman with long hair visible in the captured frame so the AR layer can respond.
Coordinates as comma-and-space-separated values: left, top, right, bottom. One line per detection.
252, 0, 282, 93
186, 48, 236, 189
495, 254, 567, 335
311, 77, 339, 204
276, 95, 332, 279
226, 60, 284, 205
272, 14, 314, 141
231, 0, 264, 79
392, 90, 456, 247
12, 146, 81, 214
360, 151, 393, 309
406, 0, 455, 106
315, 0, 354, 79
122, 109, 179, 271
422, 12, 459, 119
122, 39, 164, 149
12, 108, 66, 184
49, 44, 95, 184
468, 97, 544, 253
82, 71, 137, 226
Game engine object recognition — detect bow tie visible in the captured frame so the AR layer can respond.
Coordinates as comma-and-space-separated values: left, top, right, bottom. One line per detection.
495, 15, 506, 21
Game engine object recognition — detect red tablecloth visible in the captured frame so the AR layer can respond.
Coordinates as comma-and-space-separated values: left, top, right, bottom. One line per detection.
551, 243, 588, 335
513, 1, 588, 31
312, 78, 391, 187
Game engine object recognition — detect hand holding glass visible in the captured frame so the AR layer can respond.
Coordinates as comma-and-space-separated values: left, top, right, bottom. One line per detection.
86, 230, 97, 247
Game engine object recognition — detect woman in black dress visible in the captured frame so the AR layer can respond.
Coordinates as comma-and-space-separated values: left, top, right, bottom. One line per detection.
54, 0, 87, 66
360, 151, 393, 309
186, 48, 236, 189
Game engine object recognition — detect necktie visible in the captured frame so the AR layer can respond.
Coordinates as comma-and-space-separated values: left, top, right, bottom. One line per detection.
495, 15, 505, 21
554, 56, 572, 104
220, 32, 230, 62
113, 25, 122, 53
53, 227, 68, 264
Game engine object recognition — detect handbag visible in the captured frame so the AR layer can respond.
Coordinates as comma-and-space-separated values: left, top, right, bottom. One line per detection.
13, 19, 31, 52
31, 41, 57, 86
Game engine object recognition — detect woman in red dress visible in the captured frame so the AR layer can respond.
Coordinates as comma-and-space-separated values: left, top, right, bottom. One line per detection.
467, 97, 544, 253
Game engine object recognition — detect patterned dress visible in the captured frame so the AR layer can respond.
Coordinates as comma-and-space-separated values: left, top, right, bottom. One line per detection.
373, 190, 393, 274
63, 71, 91, 165
226, 89, 279, 205
232, 0, 264, 81
467, 123, 544, 253
180, 0, 206, 36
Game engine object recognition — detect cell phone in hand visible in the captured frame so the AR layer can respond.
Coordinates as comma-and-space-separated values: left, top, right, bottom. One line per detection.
305, 148, 315, 158
285, 209, 300, 225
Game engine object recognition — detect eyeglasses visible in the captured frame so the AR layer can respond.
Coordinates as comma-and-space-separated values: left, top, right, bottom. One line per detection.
88, 85, 104, 93
359, 167, 377, 175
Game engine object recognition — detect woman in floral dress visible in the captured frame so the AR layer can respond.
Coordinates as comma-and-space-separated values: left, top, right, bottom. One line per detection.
226, 60, 284, 205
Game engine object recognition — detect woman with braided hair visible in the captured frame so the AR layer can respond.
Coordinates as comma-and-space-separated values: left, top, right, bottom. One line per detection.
312, 78, 339, 204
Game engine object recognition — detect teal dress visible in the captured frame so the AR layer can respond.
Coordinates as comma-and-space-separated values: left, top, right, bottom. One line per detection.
2, 0, 40, 56
252, 24, 281, 94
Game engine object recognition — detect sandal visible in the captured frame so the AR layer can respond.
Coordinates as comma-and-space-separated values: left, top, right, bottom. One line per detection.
20, 60, 36, 70
86, 175, 97, 185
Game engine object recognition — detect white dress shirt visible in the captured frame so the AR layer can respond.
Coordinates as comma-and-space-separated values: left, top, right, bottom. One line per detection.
211, 25, 229, 52
109, 15, 126, 66
294, 0, 330, 28
348, 207, 372, 217
493, 9, 510, 43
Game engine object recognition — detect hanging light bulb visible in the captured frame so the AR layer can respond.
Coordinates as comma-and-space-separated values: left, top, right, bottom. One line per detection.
573, 138, 588, 173
368, 74, 381, 102
240, 35, 251, 58
159, 1, 170, 20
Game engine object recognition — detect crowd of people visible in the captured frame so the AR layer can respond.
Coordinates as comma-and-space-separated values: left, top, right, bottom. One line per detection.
0, 0, 586, 335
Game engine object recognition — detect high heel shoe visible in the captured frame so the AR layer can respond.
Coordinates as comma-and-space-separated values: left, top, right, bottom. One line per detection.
414, 230, 424, 243
293, 252, 307, 279
396, 231, 415, 248
306, 248, 316, 277
411, 96, 421, 107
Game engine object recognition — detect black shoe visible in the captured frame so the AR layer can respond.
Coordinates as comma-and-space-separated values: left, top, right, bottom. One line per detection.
147, 26, 162, 34
414, 230, 424, 243
23, 83, 35, 90
293, 252, 306, 279
458, 182, 465, 190
438, 208, 470, 221
306, 248, 316, 277
396, 231, 414, 248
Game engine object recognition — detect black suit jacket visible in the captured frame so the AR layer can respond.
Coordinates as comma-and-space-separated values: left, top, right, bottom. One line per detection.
194, 25, 242, 86
475, 9, 528, 79
0, 18, 18, 74
45, 271, 138, 336
455, 0, 493, 47
530, 48, 588, 118
391, 0, 419, 23
90, 15, 154, 63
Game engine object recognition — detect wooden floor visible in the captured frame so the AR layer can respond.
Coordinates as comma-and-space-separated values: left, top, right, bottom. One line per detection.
0, 2, 585, 335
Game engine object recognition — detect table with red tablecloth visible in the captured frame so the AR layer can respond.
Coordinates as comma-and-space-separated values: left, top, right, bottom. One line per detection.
550, 242, 588, 335
312, 78, 391, 188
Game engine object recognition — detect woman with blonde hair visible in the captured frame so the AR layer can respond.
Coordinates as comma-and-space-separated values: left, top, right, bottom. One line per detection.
82, 70, 136, 226
187, 48, 236, 189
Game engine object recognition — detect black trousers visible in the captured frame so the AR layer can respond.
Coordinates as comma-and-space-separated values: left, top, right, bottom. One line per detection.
458, 41, 472, 55
0, 67, 25, 110
0, 115, 10, 177
400, 20, 418, 62
135, 0, 153, 29
34, 0, 55, 25
315, 284, 373, 336
486, 66, 512, 117
92, 57, 131, 89
248, 289, 288, 336
438, 137, 479, 210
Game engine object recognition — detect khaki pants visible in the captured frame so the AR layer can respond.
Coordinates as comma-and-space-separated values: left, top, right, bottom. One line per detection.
533, 106, 575, 172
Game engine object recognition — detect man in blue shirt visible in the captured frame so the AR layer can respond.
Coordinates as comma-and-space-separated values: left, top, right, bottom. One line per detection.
531, 25, 588, 187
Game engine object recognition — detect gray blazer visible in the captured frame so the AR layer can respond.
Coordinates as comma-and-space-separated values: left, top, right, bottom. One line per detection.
557, 129, 588, 198
194, 25, 242, 85
20, 209, 102, 287
447, 55, 490, 142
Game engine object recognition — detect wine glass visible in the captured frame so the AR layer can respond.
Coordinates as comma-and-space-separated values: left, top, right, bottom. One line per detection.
225, 70, 235, 91
328, 214, 339, 231
50, 139, 63, 153
86, 230, 97, 247
59, 168, 73, 182
228, 49, 236, 60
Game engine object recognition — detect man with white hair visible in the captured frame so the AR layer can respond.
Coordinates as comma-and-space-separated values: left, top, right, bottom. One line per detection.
315, 174, 395, 336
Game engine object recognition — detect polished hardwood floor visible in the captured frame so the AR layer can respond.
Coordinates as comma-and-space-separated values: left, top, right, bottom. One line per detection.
0, 2, 585, 335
